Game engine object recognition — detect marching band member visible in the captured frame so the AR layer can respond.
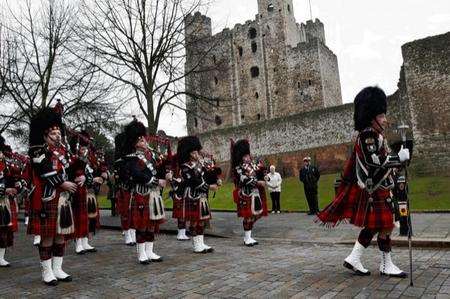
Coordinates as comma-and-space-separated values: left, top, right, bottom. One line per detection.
69, 131, 103, 254
121, 120, 166, 264
177, 136, 220, 253
28, 107, 76, 285
230, 139, 268, 247
317, 86, 409, 278
0, 136, 20, 267
114, 132, 136, 246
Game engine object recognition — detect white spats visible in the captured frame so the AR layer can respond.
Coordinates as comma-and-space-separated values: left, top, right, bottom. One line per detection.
343, 241, 370, 276
33, 235, 41, 246
137, 243, 149, 264
145, 242, 162, 262
380, 252, 407, 278
124, 230, 133, 245
192, 235, 207, 253
243, 230, 258, 247
41, 259, 58, 286
82, 237, 96, 252
75, 238, 85, 254
130, 229, 136, 244
199, 235, 214, 253
52, 256, 72, 282
0, 248, 10, 267
176, 229, 190, 241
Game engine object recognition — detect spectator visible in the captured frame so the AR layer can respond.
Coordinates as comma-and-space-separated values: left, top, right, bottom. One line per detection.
266, 165, 282, 214
299, 156, 320, 215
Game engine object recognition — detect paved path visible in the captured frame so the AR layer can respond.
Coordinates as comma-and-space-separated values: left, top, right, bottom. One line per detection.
100, 210, 450, 246
1, 226, 450, 298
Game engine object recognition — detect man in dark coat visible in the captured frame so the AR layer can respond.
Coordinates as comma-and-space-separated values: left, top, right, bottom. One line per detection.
299, 156, 320, 215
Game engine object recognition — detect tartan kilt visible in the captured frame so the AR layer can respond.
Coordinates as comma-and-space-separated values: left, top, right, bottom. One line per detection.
72, 187, 89, 238
9, 197, 19, 233
0, 227, 14, 248
38, 192, 74, 240
129, 193, 165, 232
234, 186, 268, 219
184, 193, 211, 222
317, 183, 394, 230
172, 194, 185, 219
117, 189, 131, 230
351, 189, 394, 230
86, 190, 101, 231
27, 211, 41, 235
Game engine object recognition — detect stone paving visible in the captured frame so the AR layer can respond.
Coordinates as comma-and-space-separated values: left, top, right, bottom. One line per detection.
101, 210, 450, 246
1, 225, 450, 298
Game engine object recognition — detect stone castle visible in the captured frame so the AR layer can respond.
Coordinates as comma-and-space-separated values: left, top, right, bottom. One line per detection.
184, 0, 450, 176
185, 0, 341, 134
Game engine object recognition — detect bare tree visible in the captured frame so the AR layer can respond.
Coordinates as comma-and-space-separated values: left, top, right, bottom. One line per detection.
79, 0, 225, 135
0, 0, 121, 139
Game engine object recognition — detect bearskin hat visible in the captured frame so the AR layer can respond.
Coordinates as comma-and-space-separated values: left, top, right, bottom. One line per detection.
231, 139, 250, 169
354, 86, 387, 131
122, 120, 147, 156
177, 136, 202, 166
0, 134, 6, 152
29, 107, 64, 146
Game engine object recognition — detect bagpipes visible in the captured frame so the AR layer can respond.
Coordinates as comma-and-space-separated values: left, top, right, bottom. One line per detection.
241, 156, 268, 182
199, 152, 222, 186
145, 135, 174, 180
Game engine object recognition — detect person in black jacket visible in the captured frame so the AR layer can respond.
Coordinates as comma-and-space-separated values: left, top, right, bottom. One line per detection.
299, 156, 320, 215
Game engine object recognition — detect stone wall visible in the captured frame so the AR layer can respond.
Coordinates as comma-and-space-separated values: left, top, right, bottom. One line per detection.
401, 32, 450, 175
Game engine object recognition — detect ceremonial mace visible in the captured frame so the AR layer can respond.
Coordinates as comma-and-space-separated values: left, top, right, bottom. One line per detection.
398, 123, 413, 286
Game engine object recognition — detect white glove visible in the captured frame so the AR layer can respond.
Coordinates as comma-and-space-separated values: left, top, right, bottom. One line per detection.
398, 146, 410, 162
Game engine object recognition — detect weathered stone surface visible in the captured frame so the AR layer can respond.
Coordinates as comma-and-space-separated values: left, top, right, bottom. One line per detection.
185, 0, 342, 135
183, 0, 449, 176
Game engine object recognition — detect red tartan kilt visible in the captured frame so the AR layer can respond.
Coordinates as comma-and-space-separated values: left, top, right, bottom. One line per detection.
184, 195, 211, 222
351, 189, 394, 230
116, 189, 130, 216
172, 195, 185, 219
9, 198, 19, 232
317, 183, 394, 230
27, 212, 41, 235
235, 187, 268, 218
0, 227, 14, 248
117, 189, 131, 230
72, 187, 89, 238
38, 196, 59, 239
129, 193, 165, 231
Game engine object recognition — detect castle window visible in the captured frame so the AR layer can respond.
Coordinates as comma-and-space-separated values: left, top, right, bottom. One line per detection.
297, 82, 301, 89
250, 66, 260, 78
257, 113, 261, 120
216, 99, 220, 107
214, 76, 218, 85
194, 118, 198, 128
287, 4, 291, 12
308, 79, 312, 86
267, 4, 274, 12
248, 28, 257, 39
215, 115, 222, 126
238, 46, 243, 57
241, 114, 245, 120
255, 92, 259, 99
251, 42, 257, 53
212, 55, 216, 64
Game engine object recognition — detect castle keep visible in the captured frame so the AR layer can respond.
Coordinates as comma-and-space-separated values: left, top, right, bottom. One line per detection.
184, 1, 450, 176
185, 0, 342, 134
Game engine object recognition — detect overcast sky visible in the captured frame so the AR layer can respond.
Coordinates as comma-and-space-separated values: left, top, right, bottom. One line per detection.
159, 0, 450, 136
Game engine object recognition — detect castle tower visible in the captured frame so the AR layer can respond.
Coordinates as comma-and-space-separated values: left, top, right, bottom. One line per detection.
184, 12, 213, 134
257, 0, 300, 47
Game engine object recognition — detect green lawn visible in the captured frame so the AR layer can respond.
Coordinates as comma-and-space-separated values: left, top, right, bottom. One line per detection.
98, 173, 450, 212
